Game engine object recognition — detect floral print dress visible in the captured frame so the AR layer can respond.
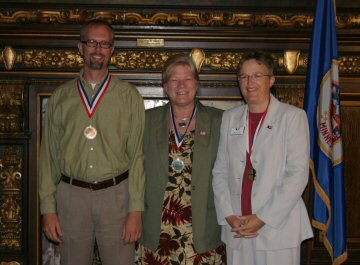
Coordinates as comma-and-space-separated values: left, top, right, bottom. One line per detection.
136, 130, 225, 265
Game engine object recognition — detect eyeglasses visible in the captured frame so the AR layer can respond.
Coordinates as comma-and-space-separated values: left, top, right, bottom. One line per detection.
238, 72, 272, 83
80, 39, 113, 49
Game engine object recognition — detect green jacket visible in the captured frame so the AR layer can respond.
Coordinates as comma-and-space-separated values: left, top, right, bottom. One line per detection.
140, 101, 223, 253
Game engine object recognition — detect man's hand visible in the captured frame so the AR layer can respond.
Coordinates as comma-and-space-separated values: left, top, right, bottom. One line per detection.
231, 214, 265, 238
122, 211, 142, 244
43, 213, 62, 243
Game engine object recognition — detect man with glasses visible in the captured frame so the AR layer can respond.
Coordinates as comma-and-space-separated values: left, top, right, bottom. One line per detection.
212, 51, 313, 265
39, 19, 145, 265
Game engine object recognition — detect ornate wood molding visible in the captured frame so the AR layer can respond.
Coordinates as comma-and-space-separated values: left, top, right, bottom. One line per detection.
2, 47, 360, 75
0, 83, 25, 135
0, 9, 358, 29
276, 83, 305, 108
0, 147, 23, 250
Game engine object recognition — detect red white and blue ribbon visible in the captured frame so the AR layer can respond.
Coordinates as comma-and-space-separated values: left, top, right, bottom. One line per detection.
170, 104, 197, 148
77, 73, 112, 118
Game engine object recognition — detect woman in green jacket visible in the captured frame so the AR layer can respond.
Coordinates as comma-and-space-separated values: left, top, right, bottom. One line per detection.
135, 54, 225, 264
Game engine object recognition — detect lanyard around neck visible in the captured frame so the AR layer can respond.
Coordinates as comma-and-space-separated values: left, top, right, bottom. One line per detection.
78, 73, 111, 118
246, 103, 269, 158
170, 104, 197, 148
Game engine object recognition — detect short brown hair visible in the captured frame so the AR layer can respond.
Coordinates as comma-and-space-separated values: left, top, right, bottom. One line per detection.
162, 54, 199, 87
237, 51, 275, 76
80, 19, 114, 41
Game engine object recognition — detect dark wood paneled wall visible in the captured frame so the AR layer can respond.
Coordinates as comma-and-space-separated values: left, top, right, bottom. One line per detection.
1, 2, 360, 264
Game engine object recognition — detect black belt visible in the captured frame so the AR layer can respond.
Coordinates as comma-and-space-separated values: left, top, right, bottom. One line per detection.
61, 171, 128, 191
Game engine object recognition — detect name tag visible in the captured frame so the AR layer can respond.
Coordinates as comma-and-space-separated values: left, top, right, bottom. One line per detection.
230, 126, 245, 135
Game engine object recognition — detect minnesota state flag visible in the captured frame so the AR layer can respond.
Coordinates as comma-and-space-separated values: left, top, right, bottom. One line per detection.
304, 0, 347, 264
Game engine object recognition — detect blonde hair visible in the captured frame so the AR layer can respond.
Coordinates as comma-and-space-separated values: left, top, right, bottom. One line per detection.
162, 54, 199, 87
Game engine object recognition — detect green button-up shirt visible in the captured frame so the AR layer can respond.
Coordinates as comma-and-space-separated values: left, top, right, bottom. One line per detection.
38, 73, 145, 214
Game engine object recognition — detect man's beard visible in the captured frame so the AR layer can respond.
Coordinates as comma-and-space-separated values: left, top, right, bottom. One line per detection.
89, 60, 104, 70
89, 53, 107, 70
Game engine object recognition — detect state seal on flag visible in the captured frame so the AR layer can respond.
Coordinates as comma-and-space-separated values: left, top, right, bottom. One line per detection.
318, 62, 342, 165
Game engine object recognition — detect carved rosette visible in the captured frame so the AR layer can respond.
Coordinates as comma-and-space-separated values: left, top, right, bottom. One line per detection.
0, 147, 22, 250
339, 56, 360, 73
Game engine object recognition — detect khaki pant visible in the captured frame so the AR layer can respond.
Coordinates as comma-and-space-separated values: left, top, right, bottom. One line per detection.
56, 179, 134, 265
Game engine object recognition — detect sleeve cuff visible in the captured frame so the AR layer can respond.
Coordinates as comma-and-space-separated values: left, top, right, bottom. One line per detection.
129, 199, 144, 212
40, 202, 57, 215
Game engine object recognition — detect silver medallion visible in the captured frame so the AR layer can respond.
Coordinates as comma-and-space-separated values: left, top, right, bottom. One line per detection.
171, 157, 185, 173
84, 125, 97, 140
178, 122, 187, 128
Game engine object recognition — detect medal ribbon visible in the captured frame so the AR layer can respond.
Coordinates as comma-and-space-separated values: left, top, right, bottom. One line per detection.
171, 104, 197, 148
246, 103, 270, 158
77, 73, 112, 118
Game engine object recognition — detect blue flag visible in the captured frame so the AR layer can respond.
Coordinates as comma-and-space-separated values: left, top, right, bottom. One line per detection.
304, 0, 347, 264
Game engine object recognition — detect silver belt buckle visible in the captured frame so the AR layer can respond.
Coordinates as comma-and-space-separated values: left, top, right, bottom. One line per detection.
91, 180, 98, 190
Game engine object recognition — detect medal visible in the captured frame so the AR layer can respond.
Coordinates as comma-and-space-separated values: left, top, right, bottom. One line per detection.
84, 125, 97, 139
248, 167, 256, 181
171, 104, 197, 148
178, 117, 189, 128
171, 157, 185, 173
78, 73, 111, 140
246, 102, 270, 181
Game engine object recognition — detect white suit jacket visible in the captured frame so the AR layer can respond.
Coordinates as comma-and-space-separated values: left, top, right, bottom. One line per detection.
212, 95, 313, 251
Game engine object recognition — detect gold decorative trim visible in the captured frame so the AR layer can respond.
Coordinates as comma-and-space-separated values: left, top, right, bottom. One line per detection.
2, 47, 360, 74
337, 14, 360, 29
0, 9, 359, 29
0, 10, 312, 28
21, 50, 83, 69
276, 83, 306, 108
111, 51, 174, 70
190, 48, 206, 72
0, 84, 25, 134
339, 55, 360, 73
2, 46, 17, 71
0, 147, 22, 250
0, 262, 22, 265
204, 52, 241, 71
281, 50, 301, 74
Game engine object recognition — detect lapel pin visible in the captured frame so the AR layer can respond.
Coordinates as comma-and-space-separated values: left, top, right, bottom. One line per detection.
200, 130, 207, 136
267, 125, 273, 129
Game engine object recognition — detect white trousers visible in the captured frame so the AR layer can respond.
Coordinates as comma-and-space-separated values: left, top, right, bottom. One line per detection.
226, 240, 300, 265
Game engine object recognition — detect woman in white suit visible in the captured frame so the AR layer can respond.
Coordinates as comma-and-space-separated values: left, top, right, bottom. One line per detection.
212, 51, 313, 265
